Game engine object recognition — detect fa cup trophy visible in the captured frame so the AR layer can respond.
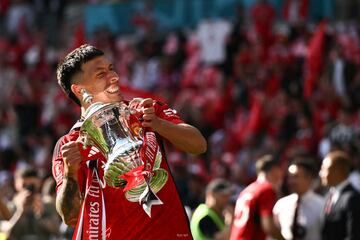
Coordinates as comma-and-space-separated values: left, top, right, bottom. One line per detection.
78, 89, 168, 216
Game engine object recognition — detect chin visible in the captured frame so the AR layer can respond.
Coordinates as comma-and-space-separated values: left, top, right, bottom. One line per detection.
103, 95, 123, 103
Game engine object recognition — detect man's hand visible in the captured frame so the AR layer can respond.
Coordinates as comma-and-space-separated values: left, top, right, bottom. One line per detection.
129, 97, 206, 154
129, 98, 161, 131
13, 191, 33, 212
61, 141, 82, 177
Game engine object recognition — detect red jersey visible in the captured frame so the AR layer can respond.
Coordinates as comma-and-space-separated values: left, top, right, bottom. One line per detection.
230, 180, 276, 240
52, 102, 192, 240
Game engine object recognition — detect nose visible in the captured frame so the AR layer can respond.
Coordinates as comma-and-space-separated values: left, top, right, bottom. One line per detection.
109, 71, 119, 84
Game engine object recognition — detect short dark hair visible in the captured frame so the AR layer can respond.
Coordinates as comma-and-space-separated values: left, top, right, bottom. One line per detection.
255, 154, 279, 174
56, 44, 104, 105
206, 178, 233, 194
290, 158, 317, 178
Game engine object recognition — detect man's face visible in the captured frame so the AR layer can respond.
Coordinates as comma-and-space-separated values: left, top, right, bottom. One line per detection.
270, 166, 284, 190
213, 192, 232, 209
288, 165, 312, 195
75, 56, 123, 106
319, 157, 336, 187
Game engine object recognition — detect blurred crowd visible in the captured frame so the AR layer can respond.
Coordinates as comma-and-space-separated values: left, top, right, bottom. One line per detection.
0, 0, 359, 239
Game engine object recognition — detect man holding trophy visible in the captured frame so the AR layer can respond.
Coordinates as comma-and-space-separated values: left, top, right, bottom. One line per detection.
52, 44, 207, 239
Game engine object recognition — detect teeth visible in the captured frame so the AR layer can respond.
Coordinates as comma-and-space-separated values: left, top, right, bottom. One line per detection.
106, 86, 119, 94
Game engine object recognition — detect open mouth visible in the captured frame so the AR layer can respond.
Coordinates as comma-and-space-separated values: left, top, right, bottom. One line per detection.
106, 85, 120, 94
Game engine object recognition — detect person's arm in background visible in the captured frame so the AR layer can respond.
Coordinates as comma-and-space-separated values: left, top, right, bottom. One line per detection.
261, 215, 285, 240
258, 189, 285, 240
54, 140, 82, 226
0, 197, 11, 220
131, 98, 207, 155
214, 205, 234, 240
2, 190, 34, 238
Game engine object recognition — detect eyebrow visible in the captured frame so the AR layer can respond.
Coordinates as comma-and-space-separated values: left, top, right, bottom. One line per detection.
93, 64, 113, 73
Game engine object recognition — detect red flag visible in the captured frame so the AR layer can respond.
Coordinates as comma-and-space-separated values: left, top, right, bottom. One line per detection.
303, 21, 327, 98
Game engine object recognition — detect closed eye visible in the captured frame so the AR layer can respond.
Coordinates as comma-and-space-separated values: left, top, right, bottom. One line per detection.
96, 72, 106, 78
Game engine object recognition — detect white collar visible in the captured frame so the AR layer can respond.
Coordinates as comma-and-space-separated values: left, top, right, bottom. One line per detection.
332, 179, 349, 194
330, 179, 349, 204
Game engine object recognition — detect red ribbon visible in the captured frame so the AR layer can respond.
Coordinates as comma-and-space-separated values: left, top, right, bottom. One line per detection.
118, 130, 159, 192
73, 159, 106, 240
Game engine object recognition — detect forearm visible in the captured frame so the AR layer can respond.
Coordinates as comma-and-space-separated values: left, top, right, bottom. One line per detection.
261, 216, 285, 240
56, 175, 82, 226
0, 199, 11, 220
3, 209, 25, 238
154, 120, 207, 155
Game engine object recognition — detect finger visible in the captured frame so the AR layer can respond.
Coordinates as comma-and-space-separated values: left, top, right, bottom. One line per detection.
142, 114, 154, 121
142, 121, 152, 128
62, 152, 82, 165
142, 107, 155, 114
61, 141, 79, 150
61, 149, 81, 158
139, 98, 154, 108
129, 98, 143, 107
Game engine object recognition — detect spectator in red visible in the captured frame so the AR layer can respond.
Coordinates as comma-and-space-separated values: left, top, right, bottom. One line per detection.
230, 154, 285, 240
250, 0, 276, 50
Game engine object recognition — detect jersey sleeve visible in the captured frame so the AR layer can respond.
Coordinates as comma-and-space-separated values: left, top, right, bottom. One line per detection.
154, 101, 184, 124
52, 136, 66, 193
258, 187, 277, 217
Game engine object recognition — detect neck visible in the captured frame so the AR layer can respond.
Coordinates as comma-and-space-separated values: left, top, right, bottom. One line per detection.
297, 189, 309, 197
207, 203, 222, 216
257, 173, 278, 190
334, 178, 348, 188
257, 173, 269, 183
206, 199, 222, 216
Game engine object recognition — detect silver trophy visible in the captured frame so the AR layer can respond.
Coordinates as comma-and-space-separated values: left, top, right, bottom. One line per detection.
78, 94, 168, 210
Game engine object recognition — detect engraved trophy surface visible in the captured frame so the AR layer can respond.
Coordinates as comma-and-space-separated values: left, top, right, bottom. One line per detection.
79, 101, 168, 206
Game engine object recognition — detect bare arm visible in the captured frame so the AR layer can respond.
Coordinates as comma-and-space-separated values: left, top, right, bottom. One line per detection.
55, 175, 82, 226
0, 197, 11, 220
134, 98, 207, 155
261, 215, 285, 240
3, 191, 33, 238
152, 120, 207, 155
5, 207, 27, 238
55, 140, 83, 226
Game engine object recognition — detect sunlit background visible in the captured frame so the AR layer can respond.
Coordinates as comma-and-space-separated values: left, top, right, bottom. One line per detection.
0, 0, 359, 239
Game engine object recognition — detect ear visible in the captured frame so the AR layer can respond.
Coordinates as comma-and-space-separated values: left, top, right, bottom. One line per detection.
71, 84, 81, 100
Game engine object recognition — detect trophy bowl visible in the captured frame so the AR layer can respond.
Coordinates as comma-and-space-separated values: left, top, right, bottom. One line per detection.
79, 101, 168, 202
